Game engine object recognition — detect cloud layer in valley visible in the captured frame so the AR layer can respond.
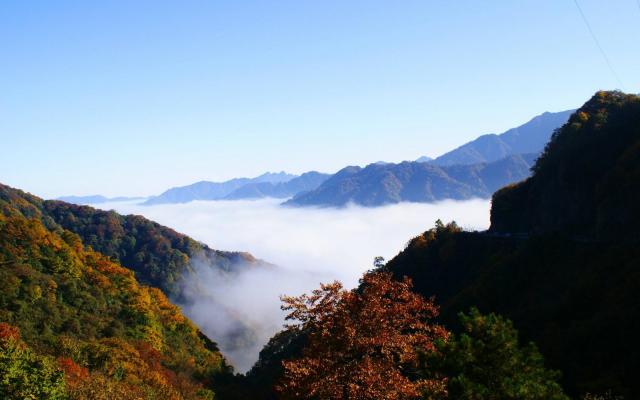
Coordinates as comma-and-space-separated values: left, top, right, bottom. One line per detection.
98, 198, 491, 372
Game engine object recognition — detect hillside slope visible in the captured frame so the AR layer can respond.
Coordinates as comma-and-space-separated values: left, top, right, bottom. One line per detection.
0, 187, 230, 399
1, 184, 264, 301
384, 91, 640, 397
491, 91, 640, 239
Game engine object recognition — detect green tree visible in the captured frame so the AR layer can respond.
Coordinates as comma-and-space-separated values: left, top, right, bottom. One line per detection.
0, 323, 67, 400
423, 308, 568, 400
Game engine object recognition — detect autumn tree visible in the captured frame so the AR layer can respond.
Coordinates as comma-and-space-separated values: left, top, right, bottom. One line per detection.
277, 271, 449, 400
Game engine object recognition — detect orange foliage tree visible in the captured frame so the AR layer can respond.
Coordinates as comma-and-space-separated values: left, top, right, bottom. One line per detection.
277, 271, 449, 400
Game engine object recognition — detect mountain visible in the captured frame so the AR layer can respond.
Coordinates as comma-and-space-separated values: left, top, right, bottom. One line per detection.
61, 111, 571, 208
2, 183, 274, 380
0, 184, 230, 398
285, 153, 535, 207
143, 179, 252, 205
286, 109, 572, 208
251, 171, 298, 184
491, 92, 640, 240
44, 201, 265, 301
56, 195, 145, 205
143, 172, 297, 205
224, 172, 330, 200
2, 184, 265, 301
431, 109, 574, 166
382, 91, 640, 397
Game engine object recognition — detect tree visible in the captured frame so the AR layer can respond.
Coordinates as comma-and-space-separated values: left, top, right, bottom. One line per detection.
423, 308, 569, 400
277, 271, 448, 400
0, 323, 67, 400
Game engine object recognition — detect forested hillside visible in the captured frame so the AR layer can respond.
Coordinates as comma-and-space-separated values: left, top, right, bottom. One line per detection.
491, 91, 640, 239
0, 186, 231, 399
384, 91, 640, 397
1, 184, 265, 301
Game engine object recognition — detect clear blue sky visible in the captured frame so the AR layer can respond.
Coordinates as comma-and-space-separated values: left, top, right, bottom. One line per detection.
1, 1, 639, 198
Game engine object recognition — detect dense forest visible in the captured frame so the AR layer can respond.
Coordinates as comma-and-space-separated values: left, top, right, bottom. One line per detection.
0, 185, 233, 399
1, 90, 638, 399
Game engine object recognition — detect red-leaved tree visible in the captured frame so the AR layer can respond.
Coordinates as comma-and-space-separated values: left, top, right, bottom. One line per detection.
277, 271, 449, 400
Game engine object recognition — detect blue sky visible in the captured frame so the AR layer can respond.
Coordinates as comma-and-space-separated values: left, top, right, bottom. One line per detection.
1, 1, 639, 198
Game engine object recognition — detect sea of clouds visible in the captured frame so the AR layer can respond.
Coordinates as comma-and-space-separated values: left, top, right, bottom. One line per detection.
97, 198, 491, 372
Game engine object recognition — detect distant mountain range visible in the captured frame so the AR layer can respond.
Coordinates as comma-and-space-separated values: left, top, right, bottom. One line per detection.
284, 109, 573, 207
427, 109, 574, 166
224, 171, 330, 200
285, 153, 537, 207
56, 195, 146, 204
142, 171, 328, 205
59, 109, 572, 207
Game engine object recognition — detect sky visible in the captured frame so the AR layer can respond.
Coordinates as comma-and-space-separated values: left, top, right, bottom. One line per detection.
1, 0, 639, 198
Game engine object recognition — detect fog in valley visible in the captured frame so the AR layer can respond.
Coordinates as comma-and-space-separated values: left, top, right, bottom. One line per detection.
97, 198, 491, 372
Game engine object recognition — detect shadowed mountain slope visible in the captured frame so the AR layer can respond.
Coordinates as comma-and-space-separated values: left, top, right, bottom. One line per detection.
491, 91, 640, 239
384, 91, 640, 397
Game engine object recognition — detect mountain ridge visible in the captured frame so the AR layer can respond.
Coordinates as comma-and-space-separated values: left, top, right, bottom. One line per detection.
285, 153, 536, 207
143, 172, 300, 205
60, 109, 572, 208
56, 195, 146, 204
224, 171, 330, 200
430, 109, 574, 166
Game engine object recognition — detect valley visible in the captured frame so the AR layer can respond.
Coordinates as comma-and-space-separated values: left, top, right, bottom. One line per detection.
93, 197, 491, 371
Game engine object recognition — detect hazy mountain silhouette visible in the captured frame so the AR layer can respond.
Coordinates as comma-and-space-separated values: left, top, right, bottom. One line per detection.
224, 171, 330, 200
428, 109, 573, 166
285, 154, 536, 207
56, 194, 145, 204
143, 171, 297, 205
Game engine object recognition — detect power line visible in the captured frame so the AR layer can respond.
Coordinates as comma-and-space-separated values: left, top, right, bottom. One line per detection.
572, 0, 625, 90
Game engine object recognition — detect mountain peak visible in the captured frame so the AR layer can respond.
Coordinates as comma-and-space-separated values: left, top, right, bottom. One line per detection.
432, 109, 573, 167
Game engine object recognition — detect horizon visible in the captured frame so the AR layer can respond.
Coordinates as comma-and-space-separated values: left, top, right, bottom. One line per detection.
52, 105, 565, 200
4, 105, 576, 200
2, 1, 640, 198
